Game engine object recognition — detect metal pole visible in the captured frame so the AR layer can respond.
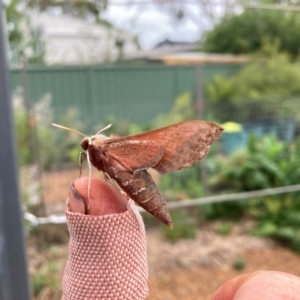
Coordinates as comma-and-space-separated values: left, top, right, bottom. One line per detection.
0, 3, 31, 300
20, 60, 46, 216
196, 65, 208, 195
196, 66, 204, 120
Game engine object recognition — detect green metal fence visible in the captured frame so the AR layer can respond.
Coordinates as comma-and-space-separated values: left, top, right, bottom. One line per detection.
10, 63, 242, 129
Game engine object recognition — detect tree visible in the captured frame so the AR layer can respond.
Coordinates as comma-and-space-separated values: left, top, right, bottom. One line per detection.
205, 46, 300, 124
5, 0, 45, 65
26, 0, 108, 19
202, 9, 300, 59
154, 0, 240, 32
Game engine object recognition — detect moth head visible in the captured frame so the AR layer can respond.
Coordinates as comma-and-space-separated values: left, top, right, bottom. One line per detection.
51, 123, 112, 151
80, 137, 89, 150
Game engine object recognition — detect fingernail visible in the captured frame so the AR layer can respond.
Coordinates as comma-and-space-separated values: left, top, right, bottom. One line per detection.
68, 183, 87, 214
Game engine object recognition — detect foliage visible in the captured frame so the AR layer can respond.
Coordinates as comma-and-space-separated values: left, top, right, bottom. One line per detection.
31, 273, 56, 296
91, 92, 200, 204
207, 134, 300, 252
163, 210, 197, 242
152, 92, 197, 128
207, 52, 300, 100
29, 224, 69, 245
250, 196, 300, 253
14, 103, 32, 166
160, 165, 203, 200
217, 222, 233, 235
100, 115, 152, 137
6, 0, 126, 66
203, 9, 300, 59
6, 0, 45, 65
13, 93, 50, 167
26, 0, 109, 19
210, 134, 300, 192
53, 108, 86, 168
31, 246, 61, 296
232, 258, 246, 271
201, 201, 245, 221
6, 0, 23, 44
206, 48, 300, 123
13, 93, 83, 170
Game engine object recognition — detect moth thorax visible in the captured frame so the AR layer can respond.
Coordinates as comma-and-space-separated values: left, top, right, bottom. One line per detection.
80, 138, 89, 150
96, 134, 111, 141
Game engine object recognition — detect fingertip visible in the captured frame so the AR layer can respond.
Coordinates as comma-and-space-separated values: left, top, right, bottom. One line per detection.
71, 177, 128, 216
210, 273, 252, 300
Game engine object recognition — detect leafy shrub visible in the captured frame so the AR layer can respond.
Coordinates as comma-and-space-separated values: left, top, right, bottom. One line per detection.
206, 48, 300, 124
203, 9, 300, 59
160, 165, 203, 200
210, 134, 300, 192
13, 93, 84, 170
250, 202, 300, 253
200, 201, 246, 221
208, 134, 300, 252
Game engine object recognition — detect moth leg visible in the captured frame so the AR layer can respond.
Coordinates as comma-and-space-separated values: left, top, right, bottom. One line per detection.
85, 150, 93, 211
79, 151, 87, 177
103, 172, 110, 182
105, 172, 122, 191
101, 172, 123, 195
105, 172, 129, 201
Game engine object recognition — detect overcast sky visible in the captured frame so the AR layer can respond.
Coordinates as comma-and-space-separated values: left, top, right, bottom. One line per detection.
102, 1, 207, 49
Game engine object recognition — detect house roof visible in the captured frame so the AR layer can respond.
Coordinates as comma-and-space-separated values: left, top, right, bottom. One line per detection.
151, 52, 248, 65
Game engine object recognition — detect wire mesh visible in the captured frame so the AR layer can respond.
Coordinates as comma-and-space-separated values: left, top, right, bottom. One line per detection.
14, 91, 300, 217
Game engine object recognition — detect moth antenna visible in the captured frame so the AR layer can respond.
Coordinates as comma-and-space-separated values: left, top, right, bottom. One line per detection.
103, 172, 109, 182
86, 150, 93, 211
95, 123, 112, 135
51, 123, 86, 138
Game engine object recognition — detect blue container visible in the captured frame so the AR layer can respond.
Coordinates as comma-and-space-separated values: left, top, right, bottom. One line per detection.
222, 131, 247, 156
280, 120, 295, 142
243, 123, 264, 137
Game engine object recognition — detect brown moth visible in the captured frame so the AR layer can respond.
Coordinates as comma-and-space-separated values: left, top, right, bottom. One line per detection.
52, 121, 223, 228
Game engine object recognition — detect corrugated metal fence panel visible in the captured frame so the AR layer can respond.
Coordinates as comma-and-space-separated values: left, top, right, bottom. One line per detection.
10, 64, 241, 128
202, 64, 243, 88
11, 66, 92, 118
91, 65, 191, 124
175, 66, 197, 96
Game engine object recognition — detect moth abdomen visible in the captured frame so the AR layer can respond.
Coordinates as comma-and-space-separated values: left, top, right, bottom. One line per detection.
112, 169, 173, 228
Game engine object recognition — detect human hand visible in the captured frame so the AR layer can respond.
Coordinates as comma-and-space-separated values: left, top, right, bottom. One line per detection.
62, 176, 148, 300
211, 270, 300, 300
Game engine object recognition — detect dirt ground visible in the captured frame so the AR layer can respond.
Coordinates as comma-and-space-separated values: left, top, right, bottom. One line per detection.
28, 169, 300, 299
146, 229, 300, 299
